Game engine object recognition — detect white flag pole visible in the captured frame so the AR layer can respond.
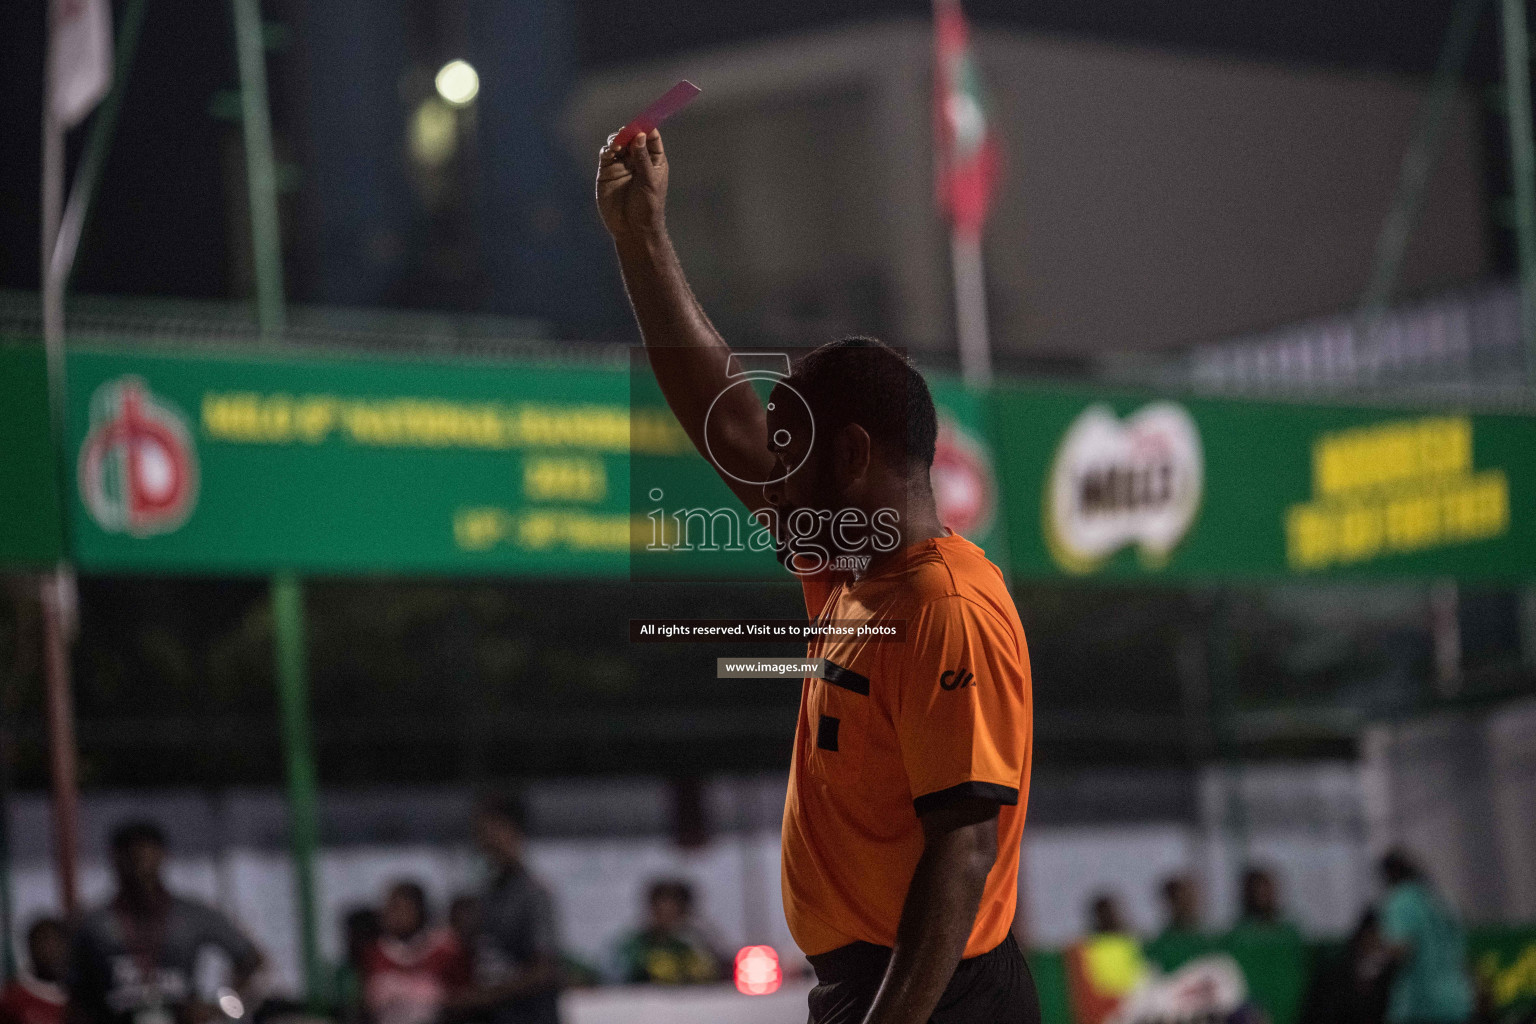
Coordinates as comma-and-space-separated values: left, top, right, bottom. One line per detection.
952, 229, 992, 385
40, 27, 81, 923
37, 0, 112, 919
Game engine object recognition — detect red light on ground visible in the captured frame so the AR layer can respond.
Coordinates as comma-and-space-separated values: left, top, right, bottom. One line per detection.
734, 944, 782, 995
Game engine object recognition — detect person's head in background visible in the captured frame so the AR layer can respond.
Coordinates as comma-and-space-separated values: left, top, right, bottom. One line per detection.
343, 907, 381, 967
110, 820, 168, 904
646, 880, 694, 935
381, 882, 429, 942
448, 894, 479, 942
1088, 892, 1127, 935
1159, 875, 1201, 933
474, 794, 528, 870
1378, 849, 1422, 890
26, 917, 68, 984
1241, 867, 1281, 923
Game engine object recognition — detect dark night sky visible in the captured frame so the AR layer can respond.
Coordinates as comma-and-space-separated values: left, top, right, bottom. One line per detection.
0, 0, 1508, 309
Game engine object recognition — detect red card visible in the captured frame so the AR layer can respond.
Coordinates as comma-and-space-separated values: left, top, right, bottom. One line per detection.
611, 80, 701, 149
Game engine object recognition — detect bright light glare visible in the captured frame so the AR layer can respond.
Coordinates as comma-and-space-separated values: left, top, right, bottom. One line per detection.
435, 60, 479, 106
410, 100, 457, 167
734, 945, 782, 996
216, 990, 245, 1019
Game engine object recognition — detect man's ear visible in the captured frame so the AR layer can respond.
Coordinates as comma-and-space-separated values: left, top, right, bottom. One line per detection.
835, 423, 872, 486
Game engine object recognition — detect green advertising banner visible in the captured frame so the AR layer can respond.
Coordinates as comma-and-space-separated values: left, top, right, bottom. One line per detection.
9, 340, 1532, 582
990, 383, 1536, 583
64, 346, 697, 576
0, 345, 65, 568
1471, 925, 1536, 1017
59, 344, 1008, 580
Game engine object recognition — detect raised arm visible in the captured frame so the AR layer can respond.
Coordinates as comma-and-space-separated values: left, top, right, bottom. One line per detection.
596, 130, 774, 512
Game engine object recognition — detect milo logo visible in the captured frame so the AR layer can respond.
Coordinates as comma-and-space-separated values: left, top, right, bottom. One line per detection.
1045, 402, 1202, 573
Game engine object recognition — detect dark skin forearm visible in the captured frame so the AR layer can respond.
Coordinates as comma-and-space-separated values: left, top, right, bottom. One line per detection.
863, 800, 1000, 1024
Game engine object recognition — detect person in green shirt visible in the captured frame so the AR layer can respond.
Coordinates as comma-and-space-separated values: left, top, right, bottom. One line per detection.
611, 880, 725, 985
1378, 850, 1473, 1024
1232, 866, 1304, 943
1146, 875, 1215, 973
1228, 867, 1308, 1024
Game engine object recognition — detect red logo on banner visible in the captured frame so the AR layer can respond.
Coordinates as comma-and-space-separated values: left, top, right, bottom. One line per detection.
931, 416, 996, 539
78, 376, 199, 537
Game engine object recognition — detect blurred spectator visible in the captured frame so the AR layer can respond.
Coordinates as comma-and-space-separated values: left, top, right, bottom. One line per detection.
0, 918, 68, 1024
362, 882, 469, 1024
332, 907, 380, 1024
1378, 850, 1473, 1024
610, 880, 724, 985
443, 796, 561, 1024
66, 821, 265, 1024
1234, 866, 1303, 940
1065, 892, 1149, 1024
1146, 874, 1214, 974
1300, 909, 1397, 1024
1230, 866, 1308, 1024
1157, 874, 1203, 940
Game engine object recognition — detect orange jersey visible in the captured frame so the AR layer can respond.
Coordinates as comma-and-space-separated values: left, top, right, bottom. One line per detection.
781, 532, 1033, 959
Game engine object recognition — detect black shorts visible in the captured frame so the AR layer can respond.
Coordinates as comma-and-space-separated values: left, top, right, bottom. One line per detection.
805, 932, 1041, 1024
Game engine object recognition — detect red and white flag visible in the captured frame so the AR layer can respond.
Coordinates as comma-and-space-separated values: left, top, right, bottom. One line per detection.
933, 0, 1000, 240
49, 0, 113, 127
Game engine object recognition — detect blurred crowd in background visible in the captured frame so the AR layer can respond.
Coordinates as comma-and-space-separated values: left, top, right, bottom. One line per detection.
0, 798, 1499, 1024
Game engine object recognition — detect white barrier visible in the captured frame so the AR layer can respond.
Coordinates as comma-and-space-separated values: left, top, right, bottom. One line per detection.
562, 981, 814, 1024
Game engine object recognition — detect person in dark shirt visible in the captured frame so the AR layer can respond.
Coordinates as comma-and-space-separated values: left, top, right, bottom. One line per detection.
1300, 909, 1397, 1024
443, 798, 561, 1024
66, 821, 264, 1024
0, 918, 69, 1024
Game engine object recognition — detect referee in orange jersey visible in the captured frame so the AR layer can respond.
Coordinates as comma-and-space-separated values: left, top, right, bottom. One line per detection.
598, 130, 1038, 1024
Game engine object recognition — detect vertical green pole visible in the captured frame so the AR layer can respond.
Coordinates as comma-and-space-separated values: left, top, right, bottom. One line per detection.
231, 0, 285, 336
272, 573, 322, 1010
1502, 0, 1536, 384
232, 0, 315, 1007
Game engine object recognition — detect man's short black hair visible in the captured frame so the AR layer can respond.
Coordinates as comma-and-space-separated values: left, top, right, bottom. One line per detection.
110, 820, 166, 855
785, 336, 938, 473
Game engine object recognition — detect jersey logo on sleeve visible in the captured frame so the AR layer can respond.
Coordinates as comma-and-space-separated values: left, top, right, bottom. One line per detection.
939, 669, 976, 691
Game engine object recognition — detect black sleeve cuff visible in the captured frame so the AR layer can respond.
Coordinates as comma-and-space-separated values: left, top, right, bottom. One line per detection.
912, 780, 1019, 817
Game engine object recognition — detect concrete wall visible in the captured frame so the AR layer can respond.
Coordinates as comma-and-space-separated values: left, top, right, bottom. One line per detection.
569, 21, 1487, 363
